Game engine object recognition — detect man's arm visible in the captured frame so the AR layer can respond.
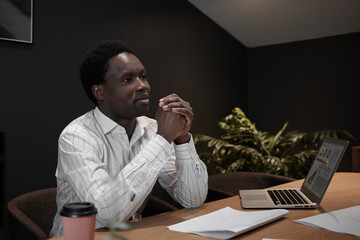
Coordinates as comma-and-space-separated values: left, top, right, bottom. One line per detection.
156, 94, 208, 207
57, 129, 172, 225
158, 135, 208, 208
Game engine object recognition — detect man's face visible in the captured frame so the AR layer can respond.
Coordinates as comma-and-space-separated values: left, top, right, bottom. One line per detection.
98, 52, 151, 122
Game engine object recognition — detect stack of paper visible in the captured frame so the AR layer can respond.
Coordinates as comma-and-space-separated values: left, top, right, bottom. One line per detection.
294, 205, 360, 237
168, 207, 289, 239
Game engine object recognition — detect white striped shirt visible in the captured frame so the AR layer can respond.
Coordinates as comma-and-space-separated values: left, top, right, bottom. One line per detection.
50, 107, 208, 238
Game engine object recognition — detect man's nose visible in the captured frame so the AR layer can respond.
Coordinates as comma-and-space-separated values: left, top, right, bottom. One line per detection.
135, 77, 148, 90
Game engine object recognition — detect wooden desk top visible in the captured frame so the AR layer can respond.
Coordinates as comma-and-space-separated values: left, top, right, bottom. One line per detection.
54, 172, 360, 240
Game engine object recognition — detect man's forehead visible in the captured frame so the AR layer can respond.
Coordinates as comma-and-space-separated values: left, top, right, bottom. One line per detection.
107, 52, 145, 74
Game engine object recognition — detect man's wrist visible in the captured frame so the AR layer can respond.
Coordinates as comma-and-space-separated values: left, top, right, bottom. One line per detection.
174, 133, 190, 145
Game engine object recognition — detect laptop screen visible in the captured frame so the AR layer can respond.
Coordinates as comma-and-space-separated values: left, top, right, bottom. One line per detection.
300, 137, 349, 204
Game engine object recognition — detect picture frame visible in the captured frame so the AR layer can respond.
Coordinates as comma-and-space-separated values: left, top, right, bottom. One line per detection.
0, 0, 33, 43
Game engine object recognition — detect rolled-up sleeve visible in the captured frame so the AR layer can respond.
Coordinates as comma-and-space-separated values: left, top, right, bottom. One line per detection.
158, 135, 208, 208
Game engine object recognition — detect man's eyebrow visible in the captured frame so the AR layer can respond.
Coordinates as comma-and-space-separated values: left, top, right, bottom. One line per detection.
107, 66, 146, 77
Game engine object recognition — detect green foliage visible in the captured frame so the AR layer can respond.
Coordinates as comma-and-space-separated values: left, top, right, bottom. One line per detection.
100, 218, 130, 240
195, 107, 354, 179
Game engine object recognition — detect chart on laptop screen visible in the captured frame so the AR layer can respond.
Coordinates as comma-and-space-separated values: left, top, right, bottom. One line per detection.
303, 141, 343, 198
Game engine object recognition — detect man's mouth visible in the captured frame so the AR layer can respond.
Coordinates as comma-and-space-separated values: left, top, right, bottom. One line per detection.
135, 94, 150, 104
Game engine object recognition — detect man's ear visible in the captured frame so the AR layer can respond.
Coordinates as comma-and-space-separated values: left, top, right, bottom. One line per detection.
91, 84, 105, 102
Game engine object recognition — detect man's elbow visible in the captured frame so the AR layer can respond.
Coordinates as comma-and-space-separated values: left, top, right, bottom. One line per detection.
180, 191, 208, 208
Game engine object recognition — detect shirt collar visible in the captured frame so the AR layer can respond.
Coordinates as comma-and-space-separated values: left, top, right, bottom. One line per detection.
94, 107, 119, 134
93, 107, 147, 137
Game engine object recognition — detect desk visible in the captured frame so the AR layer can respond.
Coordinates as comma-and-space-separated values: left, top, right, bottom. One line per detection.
55, 172, 360, 240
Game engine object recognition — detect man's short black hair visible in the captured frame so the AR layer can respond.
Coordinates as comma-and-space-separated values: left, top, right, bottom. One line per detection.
80, 40, 134, 106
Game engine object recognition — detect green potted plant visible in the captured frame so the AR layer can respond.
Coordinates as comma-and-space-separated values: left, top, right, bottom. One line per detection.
195, 107, 354, 179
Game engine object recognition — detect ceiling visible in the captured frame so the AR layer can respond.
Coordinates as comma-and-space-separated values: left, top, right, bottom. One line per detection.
188, 0, 360, 48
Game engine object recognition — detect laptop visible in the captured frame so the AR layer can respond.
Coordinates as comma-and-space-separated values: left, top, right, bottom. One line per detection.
239, 137, 349, 209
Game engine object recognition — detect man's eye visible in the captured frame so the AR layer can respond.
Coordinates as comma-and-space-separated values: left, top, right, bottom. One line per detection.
123, 77, 131, 83
140, 75, 147, 80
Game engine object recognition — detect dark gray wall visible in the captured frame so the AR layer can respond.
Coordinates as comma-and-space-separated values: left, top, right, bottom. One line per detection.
0, 0, 247, 202
247, 32, 360, 171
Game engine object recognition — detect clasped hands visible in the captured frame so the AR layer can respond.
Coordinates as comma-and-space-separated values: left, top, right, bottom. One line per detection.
156, 93, 193, 144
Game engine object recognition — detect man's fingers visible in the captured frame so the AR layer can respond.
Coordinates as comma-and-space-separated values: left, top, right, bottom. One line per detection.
159, 94, 190, 108
161, 101, 192, 111
172, 107, 193, 123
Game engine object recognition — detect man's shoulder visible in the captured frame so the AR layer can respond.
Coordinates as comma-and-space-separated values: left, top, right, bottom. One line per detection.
60, 110, 97, 137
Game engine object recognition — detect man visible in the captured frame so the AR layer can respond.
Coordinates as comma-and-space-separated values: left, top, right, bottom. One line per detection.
50, 40, 208, 238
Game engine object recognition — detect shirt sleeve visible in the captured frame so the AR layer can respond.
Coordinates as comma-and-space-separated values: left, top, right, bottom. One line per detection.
57, 129, 172, 225
157, 134, 208, 208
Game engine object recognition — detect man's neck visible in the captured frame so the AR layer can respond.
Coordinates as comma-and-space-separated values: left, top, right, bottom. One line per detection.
118, 118, 136, 140
97, 106, 137, 140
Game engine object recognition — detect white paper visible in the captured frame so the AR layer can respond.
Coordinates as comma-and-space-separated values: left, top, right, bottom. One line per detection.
168, 207, 289, 239
294, 205, 360, 237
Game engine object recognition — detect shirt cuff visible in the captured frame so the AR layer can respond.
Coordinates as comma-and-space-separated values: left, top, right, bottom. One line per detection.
173, 134, 198, 161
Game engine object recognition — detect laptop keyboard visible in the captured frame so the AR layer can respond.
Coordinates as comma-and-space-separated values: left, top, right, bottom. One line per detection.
267, 189, 309, 205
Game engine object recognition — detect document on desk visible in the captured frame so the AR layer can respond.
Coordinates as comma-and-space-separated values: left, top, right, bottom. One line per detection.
294, 205, 360, 237
167, 207, 289, 239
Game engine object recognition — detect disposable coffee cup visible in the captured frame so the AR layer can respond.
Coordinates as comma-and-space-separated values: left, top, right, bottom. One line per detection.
60, 202, 98, 240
